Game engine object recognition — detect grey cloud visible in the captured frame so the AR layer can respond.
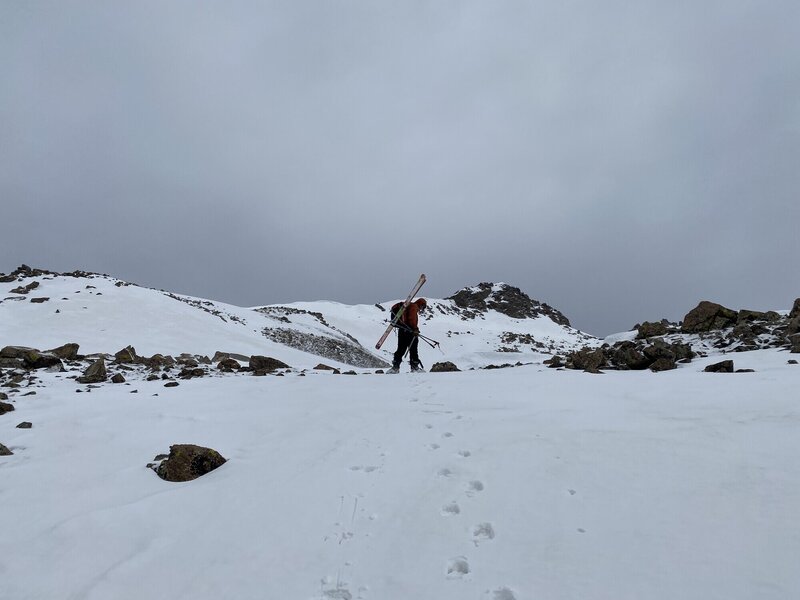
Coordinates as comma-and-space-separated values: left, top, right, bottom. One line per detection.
2, 1, 798, 335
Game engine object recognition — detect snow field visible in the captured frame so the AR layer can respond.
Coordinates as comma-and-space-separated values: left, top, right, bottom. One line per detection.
2, 350, 799, 599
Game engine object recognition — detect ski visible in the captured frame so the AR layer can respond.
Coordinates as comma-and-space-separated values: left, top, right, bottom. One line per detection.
375, 274, 426, 350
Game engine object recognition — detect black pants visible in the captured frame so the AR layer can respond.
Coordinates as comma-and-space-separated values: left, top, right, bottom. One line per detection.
393, 328, 420, 368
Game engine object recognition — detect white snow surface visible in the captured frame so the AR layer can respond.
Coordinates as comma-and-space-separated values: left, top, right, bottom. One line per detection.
1, 351, 799, 599
2, 273, 799, 599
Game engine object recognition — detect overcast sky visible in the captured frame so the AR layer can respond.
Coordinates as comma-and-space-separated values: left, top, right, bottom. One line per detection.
2, 1, 798, 336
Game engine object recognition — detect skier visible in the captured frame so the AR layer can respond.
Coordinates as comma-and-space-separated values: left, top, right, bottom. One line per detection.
388, 298, 427, 373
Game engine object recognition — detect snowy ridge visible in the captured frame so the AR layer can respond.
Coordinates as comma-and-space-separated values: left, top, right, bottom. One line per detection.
0, 267, 594, 370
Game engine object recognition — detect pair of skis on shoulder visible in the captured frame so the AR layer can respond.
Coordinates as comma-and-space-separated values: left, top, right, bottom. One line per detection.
375, 274, 426, 350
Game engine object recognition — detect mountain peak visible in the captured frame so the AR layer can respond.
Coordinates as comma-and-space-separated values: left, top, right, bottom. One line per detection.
446, 282, 571, 327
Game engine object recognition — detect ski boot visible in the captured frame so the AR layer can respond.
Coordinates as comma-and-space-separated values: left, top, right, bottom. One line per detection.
387, 364, 400, 374
410, 361, 425, 373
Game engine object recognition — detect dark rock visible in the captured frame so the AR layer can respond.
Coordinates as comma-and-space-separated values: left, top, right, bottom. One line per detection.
22, 351, 64, 371
10, 281, 40, 295
735, 369, 755, 373
342, 370, 357, 375
0, 401, 14, 415
164, 381, 179, 387
682, 301, 738, 333
737, 309, 780, 323
114, 346, 138, 363
704, 360, 734, 373
788, 360, 798, 365
610, 342, 650, 370
213, 351, 250, 363
0, 346, 39, 360
177, 356, 199, 368
46, 343, 80, 360
146, 374, 159, 381
77, 357, 107, 383
217, 358, 241, 371
313, 363, 336, 371
0, 392, 7, 400
155, 444, 226, 482
568, 347, 606, 372
0, 443, 12, 456
16, 422, 32, 429
0, 357, 25, 369
649, 358, 676, 372
637, 321, 668, 339
543, 355, 564, 368
111, 373, 126, 384
178, 368, 205, 379
789, 298, 800, 321
249, 355, 290, 372
430, 361, 461, 372
30, 297, 49, 303
790, 333, 800, 354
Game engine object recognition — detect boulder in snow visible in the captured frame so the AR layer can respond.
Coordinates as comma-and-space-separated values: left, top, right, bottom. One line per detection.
430, 361, 461, 372
155, 444, 226, 482
704, 360, 734, 373
0, 401, 14, 415
77, 357, 107, 383
46, 343, 80, 361
681, 301, 738, 333
0, 443, 12, 456
249, 355, 290, 374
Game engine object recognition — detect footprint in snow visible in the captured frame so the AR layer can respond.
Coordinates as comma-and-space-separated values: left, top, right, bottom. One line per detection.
446, 556, 470, 578
466, 480, 484, 496
349, 466, 380, 473
442, 432, 454, 438
437, 468, 454, 478
427, 443, 440, 451
441, 501, 460, 516
457, 449, 471, 458
486, 587, 517, 600
472, 522, 495, 545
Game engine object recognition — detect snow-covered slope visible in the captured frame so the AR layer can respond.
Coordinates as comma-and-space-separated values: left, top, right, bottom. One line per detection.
2, 266, 800, 600
1, 350, 799, 599
0, 267, 594, 370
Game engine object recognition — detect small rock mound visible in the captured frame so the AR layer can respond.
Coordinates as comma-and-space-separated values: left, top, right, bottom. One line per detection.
0, 443, 13, 456
430, 361, 460, 372
155, 444, 227, 482
0, 401, 15, 415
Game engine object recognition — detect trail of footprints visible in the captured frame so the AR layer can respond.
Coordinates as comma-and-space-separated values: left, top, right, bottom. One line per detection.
422, 383, 516, 600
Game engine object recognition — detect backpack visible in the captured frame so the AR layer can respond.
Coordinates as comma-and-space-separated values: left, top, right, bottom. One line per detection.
390, 302, 405, 323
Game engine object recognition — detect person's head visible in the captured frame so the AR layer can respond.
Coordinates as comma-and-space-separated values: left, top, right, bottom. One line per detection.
416, 298, 427, 311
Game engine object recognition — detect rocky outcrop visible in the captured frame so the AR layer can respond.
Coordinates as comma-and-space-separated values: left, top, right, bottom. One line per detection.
10, 281, 40, 295
110, 373, 126, 383
430, 361, 460, 372
447, 283, 570, 326
77, 357, 107, 383
155, 444, 226, 482
681, 301, 738, 333
0, 401, 14, 415
566, 339, 694, 373
0, 443, 12, 456
0, 346, 63, 371
262, 328, 389, 369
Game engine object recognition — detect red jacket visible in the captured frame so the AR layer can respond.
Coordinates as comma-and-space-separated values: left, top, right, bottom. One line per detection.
392, 298, 427, 330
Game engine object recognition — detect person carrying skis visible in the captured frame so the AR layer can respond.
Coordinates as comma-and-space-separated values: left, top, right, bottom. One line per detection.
388, 298, 427, 373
